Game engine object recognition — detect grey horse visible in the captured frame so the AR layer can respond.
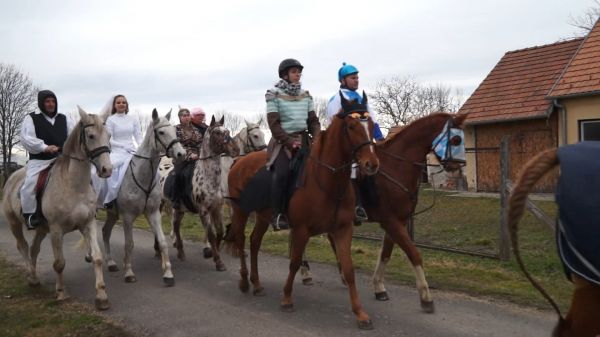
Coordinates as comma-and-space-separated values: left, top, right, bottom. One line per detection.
2, 107, 113, 309
93, 109, 185, 286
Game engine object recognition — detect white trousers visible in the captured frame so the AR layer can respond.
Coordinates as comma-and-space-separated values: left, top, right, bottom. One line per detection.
20, 158, 56, 214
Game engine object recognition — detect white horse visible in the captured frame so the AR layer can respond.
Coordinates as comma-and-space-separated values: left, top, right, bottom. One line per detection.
157, 119, 264, 260
2, 108, 113, 309
95, 109, 185, 285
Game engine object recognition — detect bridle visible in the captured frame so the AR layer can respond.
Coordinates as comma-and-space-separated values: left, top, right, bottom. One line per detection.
198, 124, 234, 160
243, 125, 267, 153
61, 121, 111, 172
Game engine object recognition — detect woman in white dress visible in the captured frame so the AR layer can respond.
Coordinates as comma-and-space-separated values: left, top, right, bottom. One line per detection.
96, 95, 142, 207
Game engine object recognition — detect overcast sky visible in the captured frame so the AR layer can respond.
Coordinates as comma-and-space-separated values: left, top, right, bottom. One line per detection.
0, 0, 594, 120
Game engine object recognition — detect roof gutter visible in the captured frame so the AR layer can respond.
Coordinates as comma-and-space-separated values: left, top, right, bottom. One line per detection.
553, 99, 567, 146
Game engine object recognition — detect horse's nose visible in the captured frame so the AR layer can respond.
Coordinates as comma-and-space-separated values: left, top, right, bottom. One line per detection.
364, 160, 379, 176
177, 152, 183, 158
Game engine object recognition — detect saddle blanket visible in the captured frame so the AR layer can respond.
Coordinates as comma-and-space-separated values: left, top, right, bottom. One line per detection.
556, 141, 600, 285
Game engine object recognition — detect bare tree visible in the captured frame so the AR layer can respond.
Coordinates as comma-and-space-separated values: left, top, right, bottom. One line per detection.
371, 76, 464, 129
0, 64, 37, 184
568, 0, 600, 35
313, 96, 329, 128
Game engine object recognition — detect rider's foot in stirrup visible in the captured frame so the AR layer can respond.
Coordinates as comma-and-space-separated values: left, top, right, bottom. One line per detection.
354, 206, 368, 226
271, 213, 289, 231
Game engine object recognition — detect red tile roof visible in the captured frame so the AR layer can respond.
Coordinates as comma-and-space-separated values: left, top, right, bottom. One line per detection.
548, 20, 600, 98
460, 38, 583, 125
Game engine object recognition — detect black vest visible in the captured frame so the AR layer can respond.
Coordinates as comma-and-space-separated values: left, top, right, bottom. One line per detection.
29, 112, 68, 160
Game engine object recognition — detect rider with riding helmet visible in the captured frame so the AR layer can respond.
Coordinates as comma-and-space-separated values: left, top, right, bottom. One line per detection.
326, 63, 384, 224
266, 58, 321, 231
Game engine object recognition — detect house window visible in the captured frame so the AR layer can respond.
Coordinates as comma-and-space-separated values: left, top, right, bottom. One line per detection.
579, 119, 600, 141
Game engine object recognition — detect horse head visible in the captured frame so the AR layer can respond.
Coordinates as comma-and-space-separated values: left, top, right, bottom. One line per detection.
207, 115, 240, 158
430, 113, 468, 172
74, 106, 112, 177
241, 119, 267, 153
151, 108, 186, 160
337, 91, 379, 175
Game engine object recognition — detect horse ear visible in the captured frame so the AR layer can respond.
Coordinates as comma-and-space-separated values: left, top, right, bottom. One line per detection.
219, 115, 225, 125
245, 119, 250, 127
210, 115, 216, 126
152, 108, 159, 123
77, 105, 88, 120
453, 113, 468, 127
165, 109, 172, 121
362, 91, 368, 105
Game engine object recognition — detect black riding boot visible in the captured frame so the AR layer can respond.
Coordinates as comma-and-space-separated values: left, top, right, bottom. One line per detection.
352, 178, 368, 226
270, 172, 289, 231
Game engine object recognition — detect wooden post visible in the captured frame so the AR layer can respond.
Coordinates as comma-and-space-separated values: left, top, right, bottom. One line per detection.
498, 136, 511, 261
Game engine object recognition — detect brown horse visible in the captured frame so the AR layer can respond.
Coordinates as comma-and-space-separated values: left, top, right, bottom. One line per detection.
225, 96, 380, 329
331, 112, 468, 313
509, 145, 600, 337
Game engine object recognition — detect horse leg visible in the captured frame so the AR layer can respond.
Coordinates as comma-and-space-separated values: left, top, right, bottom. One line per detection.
81, 221, 109, 310
145, 209, 174, 286
299, 252, 313, 286
281, 227, 309, 312
28, 227, 49, 287
373, 233, 394, 301
120, 213, 137, 283
327, 233, 346, 285
200, 211, 226, 271
171, 208, 186, 261
49, 228, 68, 300
102, 208, 119, 272
385, 219, 434, 313
249, 211, 269, 296
560, 275, 600, 337
332, 226, 373, 330
228, 204, 250, 293
8, 218, 36, 285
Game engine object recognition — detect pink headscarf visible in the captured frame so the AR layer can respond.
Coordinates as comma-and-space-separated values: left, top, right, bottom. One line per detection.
190, 107, 205, 115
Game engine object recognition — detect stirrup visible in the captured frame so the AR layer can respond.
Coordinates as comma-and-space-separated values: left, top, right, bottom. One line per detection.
354, 206, 368, 225
25, 213, 40, 230
271, 213, 289, 231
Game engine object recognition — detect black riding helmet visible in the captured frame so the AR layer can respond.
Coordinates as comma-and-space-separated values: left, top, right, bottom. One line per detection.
278, 58, 304, 78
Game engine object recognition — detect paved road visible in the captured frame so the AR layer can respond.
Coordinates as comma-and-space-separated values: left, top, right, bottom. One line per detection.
0, 215, 555, 337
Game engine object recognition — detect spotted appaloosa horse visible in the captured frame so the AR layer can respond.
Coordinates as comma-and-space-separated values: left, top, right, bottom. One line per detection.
343, 113, 468, 313
225, 93, 380, 329
95, 109, 185, 285
2, 107, 112, 309
168, 116, 239, 270
509, 144, 600, 337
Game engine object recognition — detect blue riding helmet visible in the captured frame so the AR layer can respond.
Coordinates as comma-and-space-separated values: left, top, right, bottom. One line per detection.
338, 62, 359, 81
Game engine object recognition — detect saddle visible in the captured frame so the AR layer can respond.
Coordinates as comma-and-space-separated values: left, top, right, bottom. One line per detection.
164, 161, 198, 213
556, 141, 600, 286
238, 147, 309, 214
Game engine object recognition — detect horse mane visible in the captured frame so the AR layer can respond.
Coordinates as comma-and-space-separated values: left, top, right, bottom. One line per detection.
379, 112, 454, 146
54, 118, 84, 175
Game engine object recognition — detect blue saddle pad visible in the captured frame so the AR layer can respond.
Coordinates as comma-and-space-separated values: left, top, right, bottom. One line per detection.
556, 141, 600, 285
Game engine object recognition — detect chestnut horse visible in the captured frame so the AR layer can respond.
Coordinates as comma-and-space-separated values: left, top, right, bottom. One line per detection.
348, 113, 468, 313
509, 144, 600, 337
225, 94, 380, 329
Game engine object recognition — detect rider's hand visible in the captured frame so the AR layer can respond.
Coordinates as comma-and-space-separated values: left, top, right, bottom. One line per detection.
44, 145, 60, 154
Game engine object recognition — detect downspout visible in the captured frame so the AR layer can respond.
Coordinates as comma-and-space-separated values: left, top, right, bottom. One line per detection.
553, 99, 567, 146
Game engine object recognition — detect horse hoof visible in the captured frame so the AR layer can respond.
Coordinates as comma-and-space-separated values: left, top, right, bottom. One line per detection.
280, 303, 294, 312
421, 300, 435, 313
108, 265, 119, 272
95, 298, 110, 311
163, 277, 175, 287
253, 287, 265, 297
375, 291, 389, 301
84, 254, 92, 263
203, 247, 213, 259
302, 278, 314, 286
215, 263, 227, 272
177, 252, 186, 261
125, 275, 137, 283
27, 279, 41, 287
357, 319, 374, 330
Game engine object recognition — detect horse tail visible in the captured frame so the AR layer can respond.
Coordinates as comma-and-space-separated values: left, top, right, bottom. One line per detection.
507, 148, 562, 318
